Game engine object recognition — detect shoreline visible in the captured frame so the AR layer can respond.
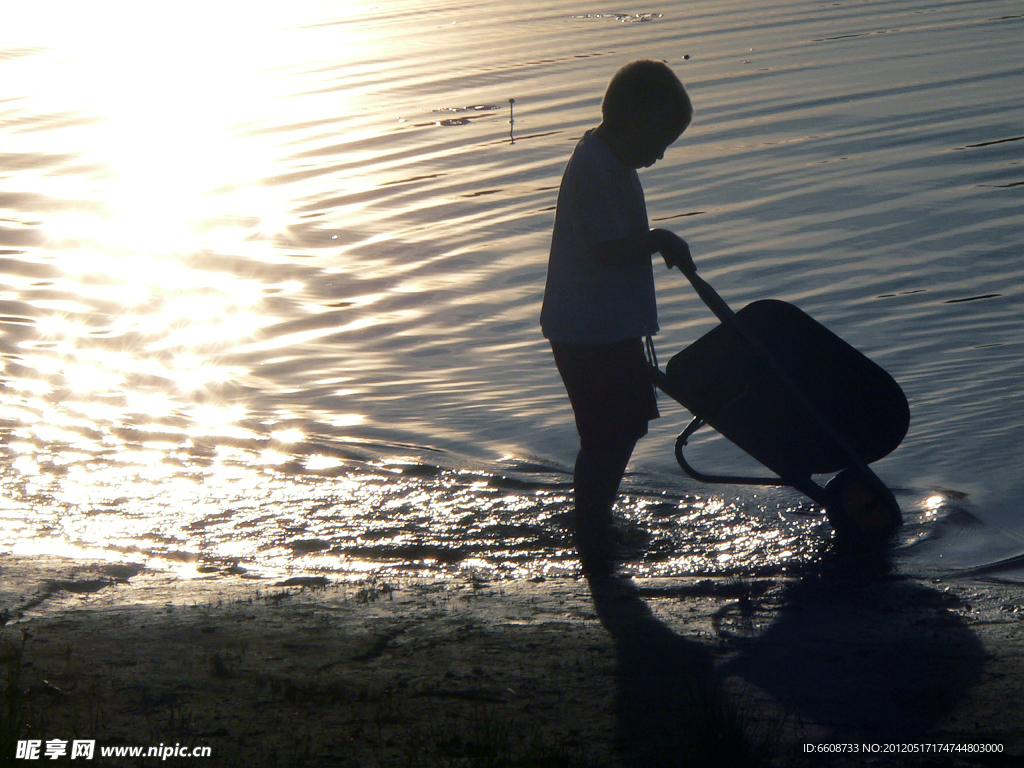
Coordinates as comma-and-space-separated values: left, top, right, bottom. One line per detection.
1, 554, 1022, 766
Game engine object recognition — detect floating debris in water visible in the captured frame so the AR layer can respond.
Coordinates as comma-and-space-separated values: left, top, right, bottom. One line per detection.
433, 105, 500, 113
430, 105, 501, 127
572, 13, 663, 23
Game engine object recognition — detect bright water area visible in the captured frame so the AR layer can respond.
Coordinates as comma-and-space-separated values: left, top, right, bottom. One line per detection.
1, 0, 1022, 580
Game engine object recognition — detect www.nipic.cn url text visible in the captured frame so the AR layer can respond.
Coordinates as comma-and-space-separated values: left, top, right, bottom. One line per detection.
15, 740, 212, 761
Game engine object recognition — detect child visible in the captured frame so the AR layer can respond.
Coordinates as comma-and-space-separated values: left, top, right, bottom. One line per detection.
540, 60, 694, 578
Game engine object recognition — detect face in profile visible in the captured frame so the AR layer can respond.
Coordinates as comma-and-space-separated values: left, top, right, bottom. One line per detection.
618, 120, 684, 169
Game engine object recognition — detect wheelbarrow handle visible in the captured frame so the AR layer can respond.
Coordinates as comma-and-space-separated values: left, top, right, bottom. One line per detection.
677, 265, 737, 326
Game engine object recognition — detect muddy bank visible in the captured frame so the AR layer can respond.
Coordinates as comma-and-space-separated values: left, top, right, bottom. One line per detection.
1, 555, 1022, 766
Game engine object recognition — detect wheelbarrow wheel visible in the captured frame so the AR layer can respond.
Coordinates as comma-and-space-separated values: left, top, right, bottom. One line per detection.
824, 468, 901, 545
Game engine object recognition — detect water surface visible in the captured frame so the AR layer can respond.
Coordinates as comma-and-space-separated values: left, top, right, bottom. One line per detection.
1, 0, 1022, 580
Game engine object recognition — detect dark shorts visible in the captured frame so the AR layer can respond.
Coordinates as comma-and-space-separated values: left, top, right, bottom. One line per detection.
551, 337, 659, 453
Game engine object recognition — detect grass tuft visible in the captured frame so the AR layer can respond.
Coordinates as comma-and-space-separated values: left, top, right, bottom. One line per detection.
395, 704, 595, 768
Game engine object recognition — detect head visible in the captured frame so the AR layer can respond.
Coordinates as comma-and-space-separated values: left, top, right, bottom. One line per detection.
600, 60, 692, 168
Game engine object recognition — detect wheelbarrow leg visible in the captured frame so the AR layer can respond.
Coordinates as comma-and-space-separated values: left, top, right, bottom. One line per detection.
673, 421, 901, 546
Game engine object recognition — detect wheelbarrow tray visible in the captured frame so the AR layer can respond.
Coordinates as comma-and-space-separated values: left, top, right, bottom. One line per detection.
661, 299, 909, 481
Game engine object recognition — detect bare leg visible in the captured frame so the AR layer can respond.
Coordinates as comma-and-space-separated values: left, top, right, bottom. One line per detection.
573, 439, 637, 575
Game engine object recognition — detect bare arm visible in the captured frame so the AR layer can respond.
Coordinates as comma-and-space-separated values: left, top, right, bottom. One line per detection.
588, 228, 696, 273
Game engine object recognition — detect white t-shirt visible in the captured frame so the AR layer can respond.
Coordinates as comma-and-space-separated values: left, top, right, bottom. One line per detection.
540, 130, 658, 344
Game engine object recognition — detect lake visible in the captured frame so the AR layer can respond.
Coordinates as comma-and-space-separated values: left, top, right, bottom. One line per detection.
2, 0, 1022, 580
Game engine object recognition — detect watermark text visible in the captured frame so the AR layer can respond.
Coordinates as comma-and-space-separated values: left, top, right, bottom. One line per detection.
16, 740, 212, 761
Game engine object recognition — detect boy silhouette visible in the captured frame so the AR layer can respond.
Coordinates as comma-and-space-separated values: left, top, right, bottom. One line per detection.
541, 60, 694, 577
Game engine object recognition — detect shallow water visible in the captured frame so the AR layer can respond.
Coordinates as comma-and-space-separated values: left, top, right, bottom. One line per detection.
1, 0, 1022, 580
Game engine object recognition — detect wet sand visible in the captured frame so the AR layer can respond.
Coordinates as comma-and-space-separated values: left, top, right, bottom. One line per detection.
1, 554, 1022, 767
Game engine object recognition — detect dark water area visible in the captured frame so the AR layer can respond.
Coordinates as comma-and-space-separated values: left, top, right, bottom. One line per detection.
1, 0, 1022, 581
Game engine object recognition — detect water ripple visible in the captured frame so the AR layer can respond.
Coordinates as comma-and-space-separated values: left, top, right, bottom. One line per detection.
1, 0, 1022, 577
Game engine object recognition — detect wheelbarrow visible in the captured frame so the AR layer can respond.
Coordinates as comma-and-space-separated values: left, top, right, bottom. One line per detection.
649, 263, 910, 545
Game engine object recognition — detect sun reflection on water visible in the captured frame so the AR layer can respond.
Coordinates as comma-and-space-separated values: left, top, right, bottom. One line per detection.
2, 0, 307, 474
5, 0, 305, 254
4, 0, 1013, 581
